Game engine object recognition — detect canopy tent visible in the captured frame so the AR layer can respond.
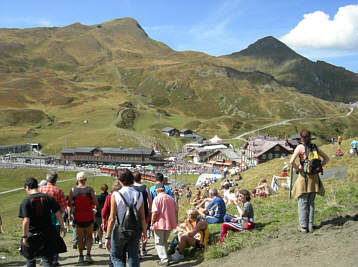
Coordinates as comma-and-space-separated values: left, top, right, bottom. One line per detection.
209, 135, 222, 144
195, 173, 223, 186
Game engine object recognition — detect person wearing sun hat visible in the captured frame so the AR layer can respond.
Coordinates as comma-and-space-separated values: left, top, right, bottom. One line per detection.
69, 172, 98, 264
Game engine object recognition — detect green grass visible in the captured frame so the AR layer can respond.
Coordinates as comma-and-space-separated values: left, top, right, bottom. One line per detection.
1, 140, 358, 263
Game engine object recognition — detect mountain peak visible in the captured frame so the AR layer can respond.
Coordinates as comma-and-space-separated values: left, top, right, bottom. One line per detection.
227, 36, 302, 60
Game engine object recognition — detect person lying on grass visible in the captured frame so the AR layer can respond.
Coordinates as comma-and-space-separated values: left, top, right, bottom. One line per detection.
218, 189, 255, 244
169, 209, 208, 262
256, 178, 274, 197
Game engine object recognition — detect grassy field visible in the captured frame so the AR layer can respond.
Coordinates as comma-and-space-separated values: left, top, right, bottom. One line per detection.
0, 139, 357, 263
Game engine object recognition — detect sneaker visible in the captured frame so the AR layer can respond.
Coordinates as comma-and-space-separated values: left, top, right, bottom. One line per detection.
297, 226, 308, 233
141, 248, 147, 256
157, 260, 169, 266
73, 244, 78, 249
171, 249, 184, 262
85, 254, 94, 264
78, 255, 84, 265
99, 241, 103, 248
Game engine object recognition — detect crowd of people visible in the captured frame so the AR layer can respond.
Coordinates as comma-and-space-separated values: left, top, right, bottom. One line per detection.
17, 128, 333, 266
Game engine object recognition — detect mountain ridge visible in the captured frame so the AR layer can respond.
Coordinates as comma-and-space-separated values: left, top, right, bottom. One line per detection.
0, 18, 357, 152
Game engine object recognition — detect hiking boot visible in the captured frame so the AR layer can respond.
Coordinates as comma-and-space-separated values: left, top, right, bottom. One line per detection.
85, 254, 94, 264
73, 244, 77, 249
78, 255, 84, 265
297, 226, 308, 233
308, 225, 314, 233
171, 249, 184, 262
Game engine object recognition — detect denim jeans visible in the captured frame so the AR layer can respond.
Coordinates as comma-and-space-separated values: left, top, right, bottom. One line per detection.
110, 226, 140, 267
27, 254, 53, 267
52, 226, 60, 264
298, 193, 316, 228
223, 214, 235, 222
205, 215, 223, 224
169, 235, 179, 252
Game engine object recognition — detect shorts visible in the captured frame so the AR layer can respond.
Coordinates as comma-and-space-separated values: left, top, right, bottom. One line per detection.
74, 220, 93, 228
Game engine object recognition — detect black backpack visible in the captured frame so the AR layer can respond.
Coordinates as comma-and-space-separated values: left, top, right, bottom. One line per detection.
117, 192, 142, 241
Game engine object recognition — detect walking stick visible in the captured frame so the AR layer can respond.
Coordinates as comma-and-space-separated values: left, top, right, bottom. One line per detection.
289, 167, 293, 199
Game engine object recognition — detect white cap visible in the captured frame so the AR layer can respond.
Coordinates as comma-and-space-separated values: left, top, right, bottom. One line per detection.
76, 172, 87, 181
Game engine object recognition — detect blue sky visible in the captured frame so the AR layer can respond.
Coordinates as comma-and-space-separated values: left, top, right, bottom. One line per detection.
1, 0, 358, 72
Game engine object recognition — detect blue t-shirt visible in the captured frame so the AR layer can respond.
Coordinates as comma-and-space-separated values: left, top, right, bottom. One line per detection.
351, 140, 358, 149
150, 184, 174, 199
205, 196, 226, 220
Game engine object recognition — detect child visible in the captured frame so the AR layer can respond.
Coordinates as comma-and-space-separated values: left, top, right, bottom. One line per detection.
218, 189, 255, 244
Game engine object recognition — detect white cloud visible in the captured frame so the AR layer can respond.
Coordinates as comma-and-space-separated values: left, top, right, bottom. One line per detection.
281, 4, 358, 51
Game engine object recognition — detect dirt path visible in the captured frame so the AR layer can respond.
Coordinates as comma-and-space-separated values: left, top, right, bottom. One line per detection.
42, 234, 197, 267
3, 214, 357, 267
201, 214, 358, 267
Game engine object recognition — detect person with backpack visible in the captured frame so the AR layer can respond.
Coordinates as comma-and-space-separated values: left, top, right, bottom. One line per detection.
133, 172, 152, 257
68, 172, 99, 264
105, 169, 147, 267
290, 129, 329, 233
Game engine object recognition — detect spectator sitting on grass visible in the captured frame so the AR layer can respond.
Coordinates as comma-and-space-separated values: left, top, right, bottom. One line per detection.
224, 187, 237, 206
256, 178, 273, 197
190, 191, 202, 207
218, 189, 255, 244
170, 209, 208, 262
198, 188, 226, 224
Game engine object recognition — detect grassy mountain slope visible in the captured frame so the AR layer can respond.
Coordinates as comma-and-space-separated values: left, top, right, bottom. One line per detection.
222, 36, 358, 102
0, 20, 357, 153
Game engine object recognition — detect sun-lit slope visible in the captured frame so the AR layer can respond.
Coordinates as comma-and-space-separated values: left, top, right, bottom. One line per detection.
222, 36, 358, 102
0, 19, 357, 152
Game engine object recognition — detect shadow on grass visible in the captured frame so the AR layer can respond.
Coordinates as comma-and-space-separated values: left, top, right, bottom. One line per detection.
253, 220, 279, 231
0, 261, 24, 267
317, 213, 358, 229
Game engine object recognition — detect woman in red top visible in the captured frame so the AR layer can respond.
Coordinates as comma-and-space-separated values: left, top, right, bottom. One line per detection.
69, 172, 98, 264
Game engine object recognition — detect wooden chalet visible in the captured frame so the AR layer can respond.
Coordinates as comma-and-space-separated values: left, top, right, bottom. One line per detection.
243, 137, 293, 165
179, 128, 193, 137
61, 147, 165, 166
162, 127, 180, 136
207, 149, 241, 167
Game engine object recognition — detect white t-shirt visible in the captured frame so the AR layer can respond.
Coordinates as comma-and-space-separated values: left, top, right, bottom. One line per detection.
113, 186, 143, 224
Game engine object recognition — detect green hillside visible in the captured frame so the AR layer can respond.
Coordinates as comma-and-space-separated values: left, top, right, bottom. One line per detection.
0, 19, 357, 153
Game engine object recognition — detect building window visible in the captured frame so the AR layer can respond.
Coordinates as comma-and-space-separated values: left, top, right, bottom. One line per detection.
261, 154, 266, 160
274, 146, 280, 152
268, 153, 273, 159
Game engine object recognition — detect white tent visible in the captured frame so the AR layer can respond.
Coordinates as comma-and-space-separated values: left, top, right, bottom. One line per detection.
195, 173, 223, 186
209, 135, 222, 144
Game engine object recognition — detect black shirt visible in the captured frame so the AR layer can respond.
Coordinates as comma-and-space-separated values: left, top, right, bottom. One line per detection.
18, 192, 60, 231
96, 192, 108, 217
